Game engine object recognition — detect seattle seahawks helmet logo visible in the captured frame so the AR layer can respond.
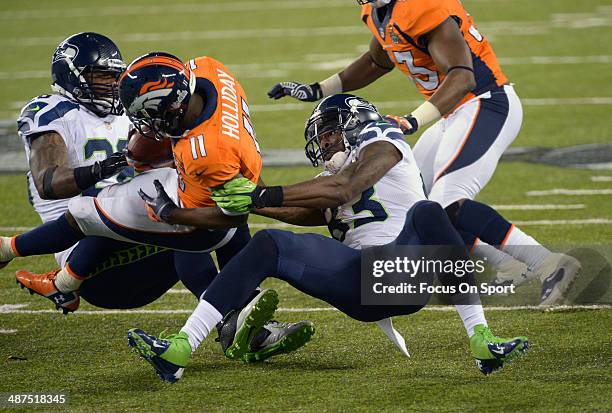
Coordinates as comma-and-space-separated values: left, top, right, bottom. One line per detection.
52, 42, 79, 63
345, 97, 377, 113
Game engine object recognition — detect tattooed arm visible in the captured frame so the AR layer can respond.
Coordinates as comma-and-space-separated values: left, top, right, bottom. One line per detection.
28, 132, 83, 199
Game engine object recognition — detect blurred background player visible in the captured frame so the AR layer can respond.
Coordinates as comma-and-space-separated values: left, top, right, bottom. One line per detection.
9, 32, 218, 311
127, 94, 529, 383
266, 0, 580, 305
0, 50, 312, 363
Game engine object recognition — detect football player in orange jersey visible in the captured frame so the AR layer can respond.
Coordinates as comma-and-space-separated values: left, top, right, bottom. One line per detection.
267, 0, 580, 306
0, 52, 314, 374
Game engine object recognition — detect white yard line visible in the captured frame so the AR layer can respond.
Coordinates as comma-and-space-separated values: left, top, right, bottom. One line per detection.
490, 204, 585, 210
0, 304, 609, 315
4, 11, 612, 48
526, 189, 612, 196
4, 55, 612, 81
0, 1, 352, 20
513, 218, 612, 226
591, 176, 612, 182
0, 329, 18, 334
1, 215, 610, 234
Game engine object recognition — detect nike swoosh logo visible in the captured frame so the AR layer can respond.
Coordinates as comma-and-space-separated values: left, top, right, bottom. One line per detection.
152, 341, 166, 349
544, 268, 565, 284
490, 345, 506, 355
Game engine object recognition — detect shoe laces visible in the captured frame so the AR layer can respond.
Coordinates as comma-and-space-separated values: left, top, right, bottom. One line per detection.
264, 320, 291, 329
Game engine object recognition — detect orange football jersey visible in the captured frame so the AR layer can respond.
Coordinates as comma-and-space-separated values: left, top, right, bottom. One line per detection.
362, 0, 507, 105
172, 56, 262, 208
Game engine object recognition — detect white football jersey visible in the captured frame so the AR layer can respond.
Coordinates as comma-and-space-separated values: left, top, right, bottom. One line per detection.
324, 121, 427, 249
17, 94, 133, 223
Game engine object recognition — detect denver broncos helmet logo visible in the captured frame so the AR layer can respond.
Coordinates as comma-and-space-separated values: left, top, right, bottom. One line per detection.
139, 79, 175, 95
127, 79, 176, 114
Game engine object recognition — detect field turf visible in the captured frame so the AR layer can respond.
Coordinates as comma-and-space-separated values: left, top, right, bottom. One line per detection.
0, 0, 611, 412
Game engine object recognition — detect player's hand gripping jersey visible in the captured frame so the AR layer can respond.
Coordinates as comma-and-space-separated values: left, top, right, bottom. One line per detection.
361, 0, 506, 105
173, 57, 262, 209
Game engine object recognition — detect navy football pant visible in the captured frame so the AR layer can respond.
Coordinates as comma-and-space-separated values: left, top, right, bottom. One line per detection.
76, 225, 252, 308
202, 201, 471, 322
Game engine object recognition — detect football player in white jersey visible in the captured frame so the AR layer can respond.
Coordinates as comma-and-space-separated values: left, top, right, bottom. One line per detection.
10, 32, 221, 311
126, 94, 529, 383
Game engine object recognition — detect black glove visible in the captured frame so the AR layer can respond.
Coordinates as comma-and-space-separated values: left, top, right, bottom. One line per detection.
74, 151, 128, 190
138, 179, 178, 223
93, 151, 129, 180
267, 81, 323, 101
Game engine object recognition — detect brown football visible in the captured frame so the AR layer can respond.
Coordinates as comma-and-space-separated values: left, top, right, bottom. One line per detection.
126, 129, 174, 167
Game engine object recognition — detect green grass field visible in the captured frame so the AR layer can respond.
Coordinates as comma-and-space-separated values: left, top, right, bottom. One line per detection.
1, 0, 611, 411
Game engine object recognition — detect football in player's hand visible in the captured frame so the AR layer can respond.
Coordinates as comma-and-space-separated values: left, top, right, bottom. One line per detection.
126, 129, 174, 170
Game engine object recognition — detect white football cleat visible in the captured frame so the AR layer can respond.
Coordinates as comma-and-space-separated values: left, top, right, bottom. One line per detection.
0, 236, 15, 269
490, 258, 534, 294
536, 253, 582, 306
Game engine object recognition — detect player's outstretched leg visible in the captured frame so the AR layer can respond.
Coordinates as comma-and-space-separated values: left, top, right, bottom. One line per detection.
446, 199, 581, 305
469, 324, 530, 375
398, 201, 530, 373
127, 289, 281, 383
15, 269, 80, 314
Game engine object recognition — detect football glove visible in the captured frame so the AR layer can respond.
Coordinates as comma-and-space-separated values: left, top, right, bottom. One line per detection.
138, 179, 177, 223
384, 115, 419, 136
267, 81, 323, 102
95, 151, 129, 180
211, 177, 258, 214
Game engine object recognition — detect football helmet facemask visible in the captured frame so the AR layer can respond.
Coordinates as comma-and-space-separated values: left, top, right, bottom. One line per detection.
304, 93, 382, 168
356, 0, 393, 8
51, 32, 126, 117
119, 52, 195, 141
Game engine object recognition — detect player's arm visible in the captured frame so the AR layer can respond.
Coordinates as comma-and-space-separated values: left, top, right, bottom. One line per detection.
213, 141, 401, 212
28, 132, 127, 199
253, 207, 327, 226
424, 18, 476, 115
267, 37, 393, 102
279, 141, 401, 208
168, 206, 247, 229
387, 18, 477, 135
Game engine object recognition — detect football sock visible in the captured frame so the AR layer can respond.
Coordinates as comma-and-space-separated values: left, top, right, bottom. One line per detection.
54, 265, 85, 293
501, 225, 551, 270
455, 304, 487, 337
453, 200, 512, 246
472, 239, 516, 269
452, 200, 551, 268
0, 236, 17, 262
13, 214, 83, 257
180, 299, 223, 351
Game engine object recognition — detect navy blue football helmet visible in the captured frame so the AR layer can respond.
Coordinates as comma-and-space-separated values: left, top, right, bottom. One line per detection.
118, 52, 195, 140
304, 93, 382, 167
51, 32, 126, 117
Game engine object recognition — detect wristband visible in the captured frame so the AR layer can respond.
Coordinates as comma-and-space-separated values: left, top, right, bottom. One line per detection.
253, 186, 284, 208
410, 101, 442, 129
73, 164, 99, 190
319, 73, 343, 97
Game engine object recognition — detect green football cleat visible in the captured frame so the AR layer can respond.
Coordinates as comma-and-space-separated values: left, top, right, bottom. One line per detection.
218, 289, 279, 360
127, 329, 192, 383
241, 320, 315, 363
469, 324, 529, 375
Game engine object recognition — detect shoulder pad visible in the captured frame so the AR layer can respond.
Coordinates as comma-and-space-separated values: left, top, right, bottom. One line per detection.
18, 95, 79, 135
357, 121, 405, 145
